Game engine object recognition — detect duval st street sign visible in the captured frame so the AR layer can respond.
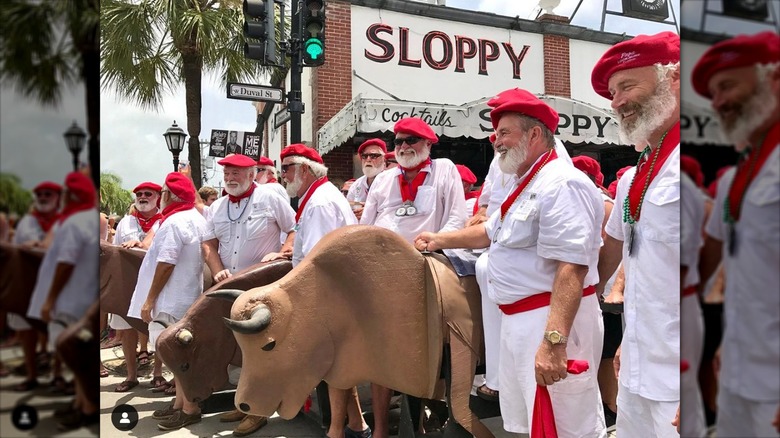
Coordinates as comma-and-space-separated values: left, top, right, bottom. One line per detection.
227, 82, 284, 103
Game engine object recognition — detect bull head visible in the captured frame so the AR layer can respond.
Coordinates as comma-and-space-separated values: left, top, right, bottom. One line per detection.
207, 289, 244, 302
176, 328, 193, 345
223, 304, 272, 335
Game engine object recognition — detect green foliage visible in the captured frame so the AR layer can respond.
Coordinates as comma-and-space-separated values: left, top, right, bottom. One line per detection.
0, 173, 34, 216
100, 172, 134, 216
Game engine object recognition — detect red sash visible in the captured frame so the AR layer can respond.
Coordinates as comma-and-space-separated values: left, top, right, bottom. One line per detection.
531, 360, 590, 438
499, 286, 596, 315
500, 150, 557, 221
159, 201, 195, 225
398, 158, 432, 203
727, 123, 780, 221
682, 285, 697, 297
626, 121, 680, 221
30, 210, 59, 233
295, 177, 329, 223
471, 187, 483, 216
132, 210, 162, 233
227, 181, 256, 203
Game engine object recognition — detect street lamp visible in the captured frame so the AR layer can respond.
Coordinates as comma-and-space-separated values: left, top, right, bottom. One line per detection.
63, 121, 86, 171
163, 121, 187, 171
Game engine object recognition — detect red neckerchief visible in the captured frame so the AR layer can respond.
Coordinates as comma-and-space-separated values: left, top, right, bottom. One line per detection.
58, 199, 95, 224
531, 360, 589, 438
472, 187, 483, 215
398, 158, 432, 203
159, 201, 195, 225
727, 123, 780, 221
227, 181, 256, 203
627, 121, 680, 221
295, 177, 329, 223
267, 177, 278, 184
465, 190, 480, 200
30, 210, 59, 233
500, 150, 558, 221
132, 209, 162, 233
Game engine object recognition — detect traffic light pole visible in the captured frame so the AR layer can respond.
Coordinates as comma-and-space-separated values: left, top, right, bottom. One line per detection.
288, 0, 303, 144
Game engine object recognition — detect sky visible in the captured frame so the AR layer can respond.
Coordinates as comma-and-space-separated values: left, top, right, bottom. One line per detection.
3, 0, 774, 192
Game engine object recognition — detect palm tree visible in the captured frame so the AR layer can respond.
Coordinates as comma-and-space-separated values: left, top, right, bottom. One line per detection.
0, 173, 34, 217
101, 0, 283, 188
99, 172, 134, 216
0, 0, 100, 187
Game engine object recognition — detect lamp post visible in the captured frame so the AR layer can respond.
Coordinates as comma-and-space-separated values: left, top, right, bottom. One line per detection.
163, 121, 187, 171
63, 121, 86, 171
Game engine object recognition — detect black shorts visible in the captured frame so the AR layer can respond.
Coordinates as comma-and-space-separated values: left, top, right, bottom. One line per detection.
601, 312, 623, 359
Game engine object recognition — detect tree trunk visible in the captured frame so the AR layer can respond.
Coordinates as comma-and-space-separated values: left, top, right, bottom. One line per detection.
83, 30, 100, 189
182, 50, 203, 189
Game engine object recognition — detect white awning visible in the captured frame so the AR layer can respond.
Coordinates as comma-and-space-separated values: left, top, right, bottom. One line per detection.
317, 94, 625, 155
681, 102, 725, 146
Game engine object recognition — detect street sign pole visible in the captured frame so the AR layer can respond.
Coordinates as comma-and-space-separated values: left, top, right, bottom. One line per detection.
289, 0, 302, 144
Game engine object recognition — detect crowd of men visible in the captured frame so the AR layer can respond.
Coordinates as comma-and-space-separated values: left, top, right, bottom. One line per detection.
1, 29, 778, 438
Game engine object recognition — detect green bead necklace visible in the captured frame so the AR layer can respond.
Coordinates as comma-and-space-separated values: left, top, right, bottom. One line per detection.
622, 131, 669, 225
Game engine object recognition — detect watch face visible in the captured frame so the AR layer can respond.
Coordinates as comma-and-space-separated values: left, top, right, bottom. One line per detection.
549, 332, 560, 343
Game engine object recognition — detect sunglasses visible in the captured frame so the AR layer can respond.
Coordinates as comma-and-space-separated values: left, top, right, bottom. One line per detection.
393, 136, 423, 146
281, 163, 300, 173
135, 191, 156, 198
35, 191, 56, 198
360, 153, 383, 160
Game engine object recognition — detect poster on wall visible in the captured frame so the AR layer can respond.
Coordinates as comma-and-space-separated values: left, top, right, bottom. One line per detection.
209, 129, 263, 161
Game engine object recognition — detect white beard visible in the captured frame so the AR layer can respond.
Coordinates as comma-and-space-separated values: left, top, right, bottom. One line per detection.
497, 133, 529, 175
135, 200, 155, 213
617, 78, 677, 150
35, 200, 57, 214
224, 180, 252, 197
396, 146, 430, 169
285, 169, 304, 197
717, 77, 776, 150
362, 164, 382, 178
255, 173, 269, 184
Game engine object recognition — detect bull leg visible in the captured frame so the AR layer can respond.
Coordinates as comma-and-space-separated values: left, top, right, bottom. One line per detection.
448, 331, 494, 438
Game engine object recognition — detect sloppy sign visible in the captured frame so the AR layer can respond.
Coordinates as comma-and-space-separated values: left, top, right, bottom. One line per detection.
681, 102, 726, 146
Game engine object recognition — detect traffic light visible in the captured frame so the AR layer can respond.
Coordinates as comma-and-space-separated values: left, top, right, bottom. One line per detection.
243, 0, 277, 65
301, 0, 325, 66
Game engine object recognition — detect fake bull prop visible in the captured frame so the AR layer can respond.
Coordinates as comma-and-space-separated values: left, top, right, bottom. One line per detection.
211, 225, 493, 438
154, 259, 292, 403
0, 242, 46, 330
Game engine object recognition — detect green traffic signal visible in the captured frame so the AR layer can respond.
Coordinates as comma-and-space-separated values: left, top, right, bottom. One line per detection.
304, 38, 324, 60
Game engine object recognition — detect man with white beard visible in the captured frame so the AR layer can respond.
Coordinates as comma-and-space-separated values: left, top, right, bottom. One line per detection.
359, 117, 465, 438
8, 181, 61, 391
692, 31, 780, 438
110, 181, 163, 393
201, 154, 295, 436
270, 144, 371, 438
255, 156, 289, 202
347, 138, 387, 220
414, 88, 605, 437
591, 31, 682, 438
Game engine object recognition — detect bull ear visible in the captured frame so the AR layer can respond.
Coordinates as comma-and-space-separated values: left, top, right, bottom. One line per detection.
207, 289, 244, 302
223, 304, 272, 335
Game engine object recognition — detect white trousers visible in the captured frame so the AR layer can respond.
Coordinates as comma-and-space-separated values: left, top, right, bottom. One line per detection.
47, 312, 78, 351
717, 386, 780, 438
108, 313, 132, 330
148, 312, 177, 352
616, 382, 679, 438
681, 294, 707, 437
475, 251, 500, 390
498, 293, 605, 437
7, 312, 31, 331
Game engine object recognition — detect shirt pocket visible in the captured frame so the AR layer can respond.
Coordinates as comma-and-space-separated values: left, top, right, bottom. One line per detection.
246, 207, 273, 240
641, 184, 680, 243
497, 203, 539, 248
747, 178, 780, 207
414, 186, 436, 215
213, 218, 232, 242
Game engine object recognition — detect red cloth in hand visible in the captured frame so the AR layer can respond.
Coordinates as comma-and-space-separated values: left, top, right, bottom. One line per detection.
531, 360, 589, 438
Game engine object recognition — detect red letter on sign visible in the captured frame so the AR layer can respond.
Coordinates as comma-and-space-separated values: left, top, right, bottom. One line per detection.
365, 23, 394, 63
478, 39, 500, 76
399, 27, 422, 68
502, 42, 530, 79
455, 35, 477, 73
423, 31, 453, 71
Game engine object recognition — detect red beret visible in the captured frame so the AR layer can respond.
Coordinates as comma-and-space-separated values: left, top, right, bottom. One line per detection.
385, 151, 396, 161
133, 182, 162, 193
608, 180, 618, 199
164, 172, 196, 203
280, 144, 324, 164
616, 165, 633, 180
691, 31, 780, 99
64, 172, 96, 203
455, 164, 477, 185
394, 117, 438, 144
488, 88, 559, 134
33, 181, 62, 193
489, 133, 496, 144
572, 156, 601, 179
257, 156, 274, 167
358, 138, 387, 155
681, 155, 704, 188
218, 154, 257, 168
591, 31, 680, 100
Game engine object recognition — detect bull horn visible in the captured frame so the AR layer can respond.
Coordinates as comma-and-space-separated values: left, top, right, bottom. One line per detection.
223, 304, 272, 335
176, 328, 193, 345
153, 319, 170, 329
207, 289, 244, 302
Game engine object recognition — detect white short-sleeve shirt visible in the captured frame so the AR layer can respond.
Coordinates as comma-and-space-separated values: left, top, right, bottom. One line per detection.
204, 185, 296, 274
115, 214, 160, 245
705, 145, 780, 401
680, 173, 705, 288
346, 175, 371, 203
26, 210, 99, 320
13, 214, 46, 244
127, 208, 208, 320
605, 145, 681, 401
483, 157, 604, 304
360, 158, 466, 244
292, 181, 357, 267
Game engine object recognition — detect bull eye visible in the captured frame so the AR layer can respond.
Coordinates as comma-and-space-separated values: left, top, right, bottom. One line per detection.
262, 339, 276, 351
180, 362, 189, 372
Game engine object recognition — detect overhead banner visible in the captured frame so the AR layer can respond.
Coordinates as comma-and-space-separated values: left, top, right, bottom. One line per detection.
681, 102, 726, 146
208, 130, 264, 160
318, 94, 624, 155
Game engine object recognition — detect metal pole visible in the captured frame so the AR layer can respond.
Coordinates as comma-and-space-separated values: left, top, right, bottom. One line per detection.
173, 153, 180, 172
289, 0, 302, 144
71, 153, 79, 171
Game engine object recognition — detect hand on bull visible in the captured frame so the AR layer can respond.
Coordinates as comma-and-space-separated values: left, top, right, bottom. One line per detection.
261, 252, 289, 262
214, 269, 233, 283
413, 232, 437, 252
141, 299, 155, 323
121, 239, 143, 249
534, 341, 568, 386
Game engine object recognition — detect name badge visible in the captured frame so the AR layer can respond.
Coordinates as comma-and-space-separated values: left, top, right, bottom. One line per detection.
514, 199, 535, 221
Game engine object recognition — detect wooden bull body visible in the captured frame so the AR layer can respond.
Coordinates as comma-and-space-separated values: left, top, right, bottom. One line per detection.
154, 259, 292, 403
0, 242, 46, 330
216, 225, 493, 438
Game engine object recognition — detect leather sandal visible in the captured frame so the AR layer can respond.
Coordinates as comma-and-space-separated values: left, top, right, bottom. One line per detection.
476, 384, 499, 402
115, 379, 139, 392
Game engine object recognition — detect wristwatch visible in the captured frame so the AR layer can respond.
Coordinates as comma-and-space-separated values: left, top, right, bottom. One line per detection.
544, 330, 568, 345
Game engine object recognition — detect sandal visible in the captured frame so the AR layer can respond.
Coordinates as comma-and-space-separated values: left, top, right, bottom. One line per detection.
115, 380, 139, 392
165, 382, 177, 395
476, 384, 499, 402
137, 351, 151, 367
100, 368, 110, 378
13, 379, 39, 392
150, 376, 170, 392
